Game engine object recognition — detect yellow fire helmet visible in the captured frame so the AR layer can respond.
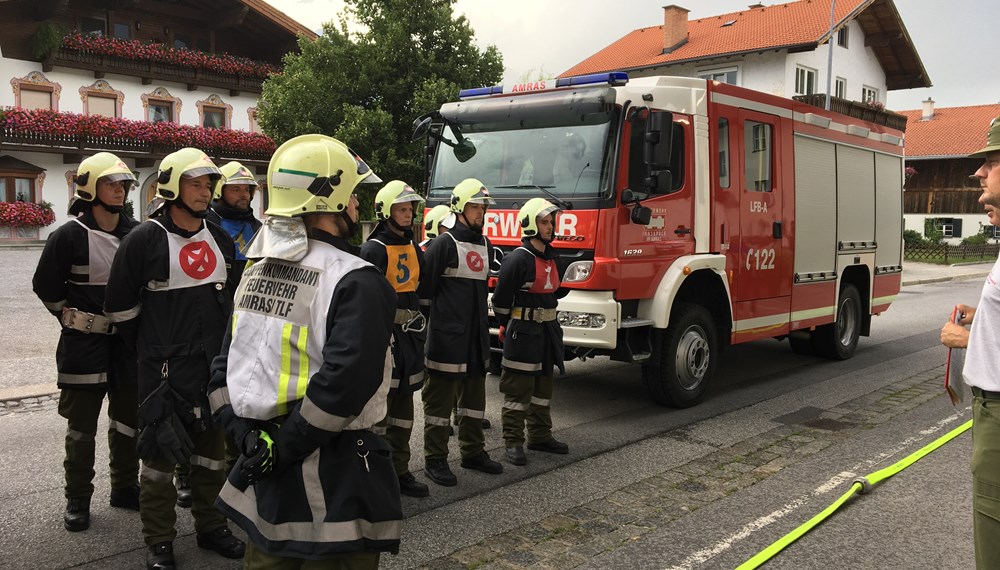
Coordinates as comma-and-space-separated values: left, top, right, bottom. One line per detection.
422, 204, 455, 239
155, 147, 223, 201
518, 197, 560, 239
73, 152, 136, 202
216, 160, 259, 200
449, 178, 496, 213
265, 134, 381, 218
374, 180, 425, 221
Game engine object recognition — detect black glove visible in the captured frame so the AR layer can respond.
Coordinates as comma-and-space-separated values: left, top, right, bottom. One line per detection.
237, 429, 275, 484
136, 382, 195, 466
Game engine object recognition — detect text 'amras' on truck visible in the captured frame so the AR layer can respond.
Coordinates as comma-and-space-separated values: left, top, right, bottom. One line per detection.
412, 72, 904, 408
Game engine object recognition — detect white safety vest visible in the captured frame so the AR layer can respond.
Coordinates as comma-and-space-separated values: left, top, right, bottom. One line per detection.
226, 240, 391, 427
442, 232, 489, 281
70, 217, 120, 285
146, 219, 227, 291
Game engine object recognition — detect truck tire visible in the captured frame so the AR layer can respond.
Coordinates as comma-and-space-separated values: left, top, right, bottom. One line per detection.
812, 284, 861, 360
641, 303, 716, 408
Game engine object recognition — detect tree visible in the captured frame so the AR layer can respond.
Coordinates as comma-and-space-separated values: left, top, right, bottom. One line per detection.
257, 0, 504, 222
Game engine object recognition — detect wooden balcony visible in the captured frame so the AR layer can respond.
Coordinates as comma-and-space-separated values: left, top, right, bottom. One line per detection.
792, 94, 909, 132
0, 128, 271, 168
45, 47, 265, 96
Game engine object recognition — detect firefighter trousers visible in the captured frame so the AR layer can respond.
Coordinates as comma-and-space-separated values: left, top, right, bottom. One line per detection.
374, 389, 416, 476
57, 384, 139, 498
138, 427, 227, 546
423, 371, 486, 461
244, 540, 380, 569
499, 369, 554, 447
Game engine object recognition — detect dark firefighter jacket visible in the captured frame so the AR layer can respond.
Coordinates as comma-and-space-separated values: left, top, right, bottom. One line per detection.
416, 220, 493, 379
32, 209, 138, 389
104, 211, 236, 419
491, 240, 567, 376
359, 222, 426, 394
207, 200, 261, 286
207, 230, 401, 558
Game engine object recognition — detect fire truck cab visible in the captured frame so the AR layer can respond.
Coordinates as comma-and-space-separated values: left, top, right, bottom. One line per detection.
413, 72, 904, 408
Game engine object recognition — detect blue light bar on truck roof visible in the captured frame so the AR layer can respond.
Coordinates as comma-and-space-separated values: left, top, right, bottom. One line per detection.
458, 71, 630, 100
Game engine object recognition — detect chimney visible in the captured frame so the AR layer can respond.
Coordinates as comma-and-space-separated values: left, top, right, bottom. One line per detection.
921, 97, 935, 121
662, 5, 690, 54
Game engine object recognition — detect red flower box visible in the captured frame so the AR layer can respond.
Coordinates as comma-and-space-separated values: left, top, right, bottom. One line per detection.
0, 201, 56, 228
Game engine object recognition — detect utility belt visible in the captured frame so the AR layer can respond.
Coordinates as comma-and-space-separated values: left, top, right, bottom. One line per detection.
972, 387, 1000, 400
510, 306, 557, 323
394, 308, 426, 333
61, 308, 116, 335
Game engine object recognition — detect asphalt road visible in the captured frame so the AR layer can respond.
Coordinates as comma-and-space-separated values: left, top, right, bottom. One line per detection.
0, 247, 984, 569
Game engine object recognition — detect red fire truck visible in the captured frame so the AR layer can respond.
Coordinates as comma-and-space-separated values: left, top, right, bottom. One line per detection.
412, 72, 904, 408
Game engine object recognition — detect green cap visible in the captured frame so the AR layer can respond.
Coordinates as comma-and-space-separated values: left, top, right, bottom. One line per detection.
970, 116, 1000, 158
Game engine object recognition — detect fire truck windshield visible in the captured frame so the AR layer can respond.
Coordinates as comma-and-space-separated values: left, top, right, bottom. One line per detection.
427, 121, 614, 203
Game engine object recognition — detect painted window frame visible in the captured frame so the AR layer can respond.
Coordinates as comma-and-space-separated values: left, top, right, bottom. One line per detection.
80, 79, 124, 118
196, 94, 233, 129
141, 87, 182, 124
11, 71, 61, 111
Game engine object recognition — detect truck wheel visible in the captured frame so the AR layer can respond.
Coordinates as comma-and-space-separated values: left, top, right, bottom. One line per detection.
641, 303, 716, 408
812, 284, 861, 360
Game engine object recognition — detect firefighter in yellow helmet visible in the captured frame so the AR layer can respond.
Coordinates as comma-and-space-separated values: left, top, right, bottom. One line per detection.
207, 134, 402, 567
419, 204, 455, 249
416, 178, 503, 486
360, 180, 429, 497
32, 152, 141, 532
208, 161, 262, 283
491, 198, 569, 466
104, 147, 244, 568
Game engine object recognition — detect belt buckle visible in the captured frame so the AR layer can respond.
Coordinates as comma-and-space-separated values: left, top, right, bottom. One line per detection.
60, 308, 76, 328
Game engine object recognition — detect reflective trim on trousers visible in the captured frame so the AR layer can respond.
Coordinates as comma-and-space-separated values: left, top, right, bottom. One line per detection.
141, 463, 173, 483
501, 357, 543, 373
70, 264, 88, 275
425, 415, 451, 427
191, 455, 226, 471
530, 396, 551, 408
408, 371, 424, 386
218, 482, 403, 543
426, 359, 467, 373
389, 376, 400, 389
371, 426, 387, 435
502, 401, 529, 411
208, 387, 231, 414
109, 420, 137, 438
300, 395, 353, 434
58, 372, 107, 385
493, 305, 510, 315
106, 304, 141, 322
67, 428, 95, 442
386, 417, 414, 429
455, 407, 485, 420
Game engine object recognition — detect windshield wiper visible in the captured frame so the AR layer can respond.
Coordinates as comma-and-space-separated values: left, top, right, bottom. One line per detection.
493, 184, 572, 210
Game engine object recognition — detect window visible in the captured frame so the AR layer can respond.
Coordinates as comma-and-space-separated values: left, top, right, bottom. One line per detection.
12, 71, 61, 111
0, 176, 35, 202
173, 34, 192, 49
19, 88, 53, 111
196, 94, 232, 129
81, 17, 105, 36
837, 27, 849, 48
795, 66, 817, 96
698, 67, 738, 85
745, 120, 772, 192
934, 218, 962, 238
88, 96, 117, 118
148, 101, 173, 123
627, 111, 684, 196
248, 107, 259, 133
718, 118, 730, 189
861, 85, 879, 104
203, 108, 224, 129
983, 225, 1000, 239
835, 77, 847, 99
80, 80, 123, 118
113, 22, 131, 40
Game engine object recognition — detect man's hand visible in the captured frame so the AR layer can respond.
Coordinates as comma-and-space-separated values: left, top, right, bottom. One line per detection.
238, 429, 275, 484
956, 304, 976, 326
498, 325, 506, 344
941, 321, 970, 349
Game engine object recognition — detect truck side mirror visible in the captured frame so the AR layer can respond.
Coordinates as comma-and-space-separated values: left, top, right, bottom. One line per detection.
630, 204, 652, 226
644, 111, 673, 168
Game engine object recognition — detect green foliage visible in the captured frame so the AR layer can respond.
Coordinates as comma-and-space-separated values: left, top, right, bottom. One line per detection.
31, 21, 65, 60
257, 0, 504, 207
922, 218, 943, 245
961, 232, 989, 245
903, 229, 923, 247
123, 199, 135, 220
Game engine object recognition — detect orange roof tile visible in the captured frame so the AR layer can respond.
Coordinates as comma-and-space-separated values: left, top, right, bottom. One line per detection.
898, 104, 1000, 158
562, 0, 870, 77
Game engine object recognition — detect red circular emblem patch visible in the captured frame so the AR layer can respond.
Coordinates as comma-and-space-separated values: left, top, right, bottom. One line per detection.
466, 250, 484, 272
179, 241, 218, 280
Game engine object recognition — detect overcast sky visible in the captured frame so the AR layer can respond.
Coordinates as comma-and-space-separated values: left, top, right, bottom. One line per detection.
263, 0, 998, 112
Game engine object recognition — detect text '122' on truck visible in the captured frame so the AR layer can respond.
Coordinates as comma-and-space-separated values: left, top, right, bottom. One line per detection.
411, 72, 905, 408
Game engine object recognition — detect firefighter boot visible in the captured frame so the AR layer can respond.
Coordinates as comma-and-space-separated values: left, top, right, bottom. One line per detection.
505, 446, 527, 466
110, 484, 140, 510
460, 451, 504, 474
64, 496, 91, 532
425, 459, 457, 487
398, 473, 430, 498
146, 541, 175, 570
197, 526, 245, 559
174, 472, 191, 508
527, 438, 569, 454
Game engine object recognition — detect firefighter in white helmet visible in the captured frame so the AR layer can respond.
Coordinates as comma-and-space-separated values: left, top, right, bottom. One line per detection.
360, 180, 429, 498
491, 198, 570, 466
208, 134, 401, 567
417, 178, 504, 486
32, 152, 141, 532
104, 147, 243, 568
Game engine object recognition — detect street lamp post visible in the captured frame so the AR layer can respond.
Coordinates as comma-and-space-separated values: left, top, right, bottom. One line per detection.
825, 0, 837, 111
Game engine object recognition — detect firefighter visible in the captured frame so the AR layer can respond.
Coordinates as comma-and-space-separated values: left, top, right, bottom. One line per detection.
418, 178, 503, 486
491, 198, 570, 466
208, 134, 401, 567
360, 180, 430, 498
31, 152, 141, 532
418, 203, 454, 249
207, 160, 262, 285
105, 147, 244, 569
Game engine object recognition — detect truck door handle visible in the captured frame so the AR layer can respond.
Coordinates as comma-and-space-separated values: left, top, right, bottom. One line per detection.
773, 221, 782, 239
675, 227, 692, 235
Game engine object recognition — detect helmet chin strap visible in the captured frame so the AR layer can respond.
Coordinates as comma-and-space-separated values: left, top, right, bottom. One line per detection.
340, 211, 360, 238
94, 198, 124, 214
388, 218, 410, 233
176, 200, 208, 219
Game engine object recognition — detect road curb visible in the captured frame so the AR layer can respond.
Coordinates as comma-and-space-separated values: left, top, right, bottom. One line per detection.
902, 272, 990, 287
0, 382, 59, 403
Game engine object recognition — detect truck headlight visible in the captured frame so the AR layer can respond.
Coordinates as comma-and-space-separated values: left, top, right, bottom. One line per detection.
563, 261, 593, 283
557, 311, 606, 328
